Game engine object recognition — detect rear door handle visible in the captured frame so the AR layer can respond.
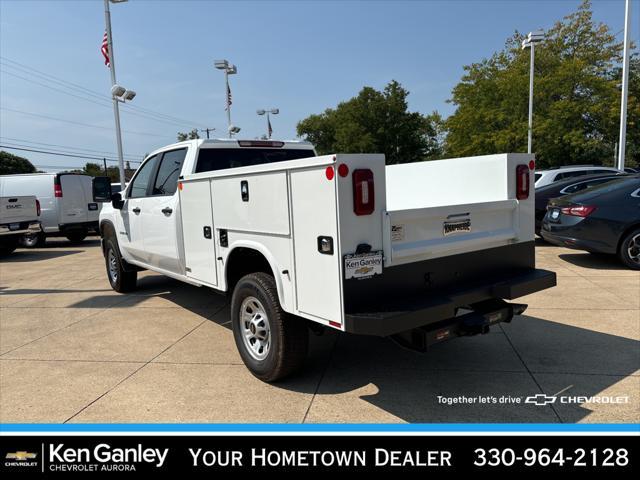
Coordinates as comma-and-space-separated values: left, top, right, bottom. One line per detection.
132, 207, 141, 214
162, 207, 173, 216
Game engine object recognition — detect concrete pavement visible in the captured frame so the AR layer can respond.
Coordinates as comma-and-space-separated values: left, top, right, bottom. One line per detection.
0, 238, 638, 424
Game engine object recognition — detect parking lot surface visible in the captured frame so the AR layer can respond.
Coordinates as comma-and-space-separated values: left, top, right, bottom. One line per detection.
1, 238, 638, 424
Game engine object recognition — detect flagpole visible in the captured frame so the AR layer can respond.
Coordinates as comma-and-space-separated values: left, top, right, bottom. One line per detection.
104, 0, 127, 186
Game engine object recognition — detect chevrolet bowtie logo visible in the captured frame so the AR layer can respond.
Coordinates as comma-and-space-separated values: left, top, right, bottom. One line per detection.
525, 394, 557, 406
6, 451, 37, 461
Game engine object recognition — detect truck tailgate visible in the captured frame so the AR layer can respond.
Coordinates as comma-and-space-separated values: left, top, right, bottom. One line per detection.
0, 196, 37, 223
384, 199, 519, 263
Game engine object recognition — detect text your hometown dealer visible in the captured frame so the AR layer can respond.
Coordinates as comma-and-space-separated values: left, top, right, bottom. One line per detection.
50, 444, 168, 468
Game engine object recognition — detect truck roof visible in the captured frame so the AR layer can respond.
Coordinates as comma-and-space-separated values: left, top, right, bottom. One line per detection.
144, 138, 316, 162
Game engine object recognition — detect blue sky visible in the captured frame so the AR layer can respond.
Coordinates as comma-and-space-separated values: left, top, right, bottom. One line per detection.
1, 0, 638, 171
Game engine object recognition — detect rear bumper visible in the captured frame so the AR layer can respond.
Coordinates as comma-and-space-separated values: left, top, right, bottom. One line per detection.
0, 221, 41, 237
344, 268, 556, 336
540, 226, 616, 254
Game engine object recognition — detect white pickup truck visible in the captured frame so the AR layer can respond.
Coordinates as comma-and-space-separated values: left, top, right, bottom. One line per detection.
0, 194, 41, 256
93, 139, 556, 381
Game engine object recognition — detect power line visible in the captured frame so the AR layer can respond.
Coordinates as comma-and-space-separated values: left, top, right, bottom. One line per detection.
0, 136, 143, 161
0, 107, 166, 138
0, 56, 209, 127
0, 68, 202, 129
0, 145, 142, 163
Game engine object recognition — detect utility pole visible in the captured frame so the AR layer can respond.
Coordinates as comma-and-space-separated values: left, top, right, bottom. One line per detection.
103, 158, 108, 177
199, 127, 215, 139
103, 0, 127, 187
617, 0, 631, 170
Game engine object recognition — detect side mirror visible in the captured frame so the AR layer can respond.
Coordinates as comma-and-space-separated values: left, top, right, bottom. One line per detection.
92, 177, 112, 202
111, 192, 124, 210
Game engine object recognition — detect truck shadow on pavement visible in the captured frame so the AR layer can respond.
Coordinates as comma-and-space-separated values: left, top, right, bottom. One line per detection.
2, 249, 84, 262
558, 252, 628, 271
101, 274, 639, 424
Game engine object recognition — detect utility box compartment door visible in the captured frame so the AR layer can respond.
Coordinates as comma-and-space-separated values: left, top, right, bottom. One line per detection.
290, 168, 342, 324
179, 179, 217, 286
212, 172, 290, 235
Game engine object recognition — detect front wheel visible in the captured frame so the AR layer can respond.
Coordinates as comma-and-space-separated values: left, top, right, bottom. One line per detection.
231, 272, 308, 382
619, 228, 640, 270
66, 230, 87, 244
104, 237, 137, 292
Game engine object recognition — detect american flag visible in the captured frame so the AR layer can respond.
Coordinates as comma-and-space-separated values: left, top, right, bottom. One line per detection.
225, 84, 232, 110
101, 31, 110, 67
268, 115, 273, 138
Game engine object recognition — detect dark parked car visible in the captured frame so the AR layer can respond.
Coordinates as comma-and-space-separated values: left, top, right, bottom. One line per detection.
534, 173, 626, 234
541, 175, 640, 269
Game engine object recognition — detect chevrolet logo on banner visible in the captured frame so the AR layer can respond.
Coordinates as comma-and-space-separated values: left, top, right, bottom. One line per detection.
524, 394, 557, 406
6, 451, 37, 461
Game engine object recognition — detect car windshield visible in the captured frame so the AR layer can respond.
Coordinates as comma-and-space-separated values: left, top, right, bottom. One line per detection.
195, 148, 316, 173
535, 173, 542, 182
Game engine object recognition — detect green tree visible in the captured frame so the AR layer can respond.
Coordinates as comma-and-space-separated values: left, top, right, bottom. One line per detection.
297, 80, 444, 164
177, 129, 200, 141
445, 0, 638, 168
0, 151, 37, 174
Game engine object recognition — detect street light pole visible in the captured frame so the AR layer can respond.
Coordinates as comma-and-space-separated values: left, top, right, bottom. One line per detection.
103, 0, 126, 187
527, 42, 535, 154
618, 0, 631, 171
257, 108, 279, 139
225, 68, 231, 137
522, 30, 544, 155
214, 59, 238, 138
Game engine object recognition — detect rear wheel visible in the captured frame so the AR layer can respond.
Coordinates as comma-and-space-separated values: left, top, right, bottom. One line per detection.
231, 272, 308, 382
66, 230, 87, 244
104, 237, 137, 292
619, 228, 640, 270
20, 232, 45, 248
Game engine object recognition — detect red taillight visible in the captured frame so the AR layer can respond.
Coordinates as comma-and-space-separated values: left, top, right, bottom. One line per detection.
54, 182, 63, 198
352, 169, 375, 215
325, 166, 334, 180
36, 199, 41, 216
560, 205, 596, 217
516, 164, 530, 200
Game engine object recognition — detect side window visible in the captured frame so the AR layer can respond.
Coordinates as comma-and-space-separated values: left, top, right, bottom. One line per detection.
129, 155, 158, 198
563, 183, 580, 193
152, 149, 187, 196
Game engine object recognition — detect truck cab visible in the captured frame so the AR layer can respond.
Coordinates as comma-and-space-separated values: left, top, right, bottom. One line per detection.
96, 139, 555, 382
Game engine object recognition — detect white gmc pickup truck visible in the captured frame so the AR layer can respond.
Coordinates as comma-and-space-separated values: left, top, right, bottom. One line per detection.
0, 194, 41, 256
93, 139, 556, 381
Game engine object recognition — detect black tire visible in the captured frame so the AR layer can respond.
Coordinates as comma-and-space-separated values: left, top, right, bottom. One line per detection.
619, 228, 640, 270
19, 232, 45, 248
231, 272, 308, 382
104, 237, 137, 292
66, 230, 87, 244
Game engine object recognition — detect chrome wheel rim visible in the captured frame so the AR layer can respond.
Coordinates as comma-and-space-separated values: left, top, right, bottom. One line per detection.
107, 249, 119, 283
239, 296, 270, 361
627, 233, 640, 265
